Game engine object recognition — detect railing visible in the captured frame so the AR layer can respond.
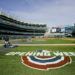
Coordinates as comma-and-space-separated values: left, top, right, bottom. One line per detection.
0, 30, 44, 34
0, 19, 46, 30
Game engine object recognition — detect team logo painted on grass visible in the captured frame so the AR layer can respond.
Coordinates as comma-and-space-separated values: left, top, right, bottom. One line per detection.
21, 50, 72, 70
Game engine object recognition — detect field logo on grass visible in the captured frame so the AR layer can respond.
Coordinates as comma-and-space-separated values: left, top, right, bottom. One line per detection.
21, 50, 72, 70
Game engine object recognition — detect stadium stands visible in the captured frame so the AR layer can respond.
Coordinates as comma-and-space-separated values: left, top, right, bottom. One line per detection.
0, 11, 47, 36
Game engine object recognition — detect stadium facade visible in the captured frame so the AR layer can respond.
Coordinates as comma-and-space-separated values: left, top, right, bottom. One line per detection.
45, 25, 75, 38
0, 11, 47, 37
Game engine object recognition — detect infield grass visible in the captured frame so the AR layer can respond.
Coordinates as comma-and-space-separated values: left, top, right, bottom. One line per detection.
0, 46, 75, 75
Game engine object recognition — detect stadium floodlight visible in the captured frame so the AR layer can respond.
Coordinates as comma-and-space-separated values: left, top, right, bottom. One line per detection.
0, 8, 4, 15
0, 11, 1, 15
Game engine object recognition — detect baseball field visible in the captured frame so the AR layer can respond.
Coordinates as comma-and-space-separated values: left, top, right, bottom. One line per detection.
0, 38, 75, 75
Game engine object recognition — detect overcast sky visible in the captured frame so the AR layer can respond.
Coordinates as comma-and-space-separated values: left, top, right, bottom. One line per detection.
0, 0, 75, 27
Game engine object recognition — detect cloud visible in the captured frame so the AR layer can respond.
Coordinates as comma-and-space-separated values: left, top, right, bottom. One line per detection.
4, 0, 75, 27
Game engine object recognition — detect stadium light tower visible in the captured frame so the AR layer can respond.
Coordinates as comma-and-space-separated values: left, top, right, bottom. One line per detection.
0, 8, 3, 14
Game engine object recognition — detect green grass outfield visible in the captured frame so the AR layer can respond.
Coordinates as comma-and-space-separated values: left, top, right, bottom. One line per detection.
0, 46, 75, 75
31, 38, 75, 44
0, 38, 75, 44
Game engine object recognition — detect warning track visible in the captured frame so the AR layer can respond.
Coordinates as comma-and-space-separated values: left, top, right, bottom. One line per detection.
0, 44, 75, 46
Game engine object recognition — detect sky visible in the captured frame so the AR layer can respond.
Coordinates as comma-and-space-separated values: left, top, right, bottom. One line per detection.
0, 0, 75, 27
